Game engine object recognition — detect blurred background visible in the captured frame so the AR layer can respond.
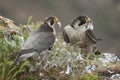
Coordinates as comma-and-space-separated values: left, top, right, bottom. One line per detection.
0, 0, 120, 56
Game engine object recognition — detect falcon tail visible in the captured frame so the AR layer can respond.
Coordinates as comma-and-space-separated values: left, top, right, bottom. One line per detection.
12, 49, 39, 65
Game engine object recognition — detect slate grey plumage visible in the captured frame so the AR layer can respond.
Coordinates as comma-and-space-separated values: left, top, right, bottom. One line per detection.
13, 16, 61, 64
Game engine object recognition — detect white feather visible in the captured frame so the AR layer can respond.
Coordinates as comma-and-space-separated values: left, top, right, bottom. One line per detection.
87, 23, 94, 30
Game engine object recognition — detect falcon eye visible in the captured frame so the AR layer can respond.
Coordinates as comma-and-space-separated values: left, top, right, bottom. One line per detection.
50, 19, 54, 25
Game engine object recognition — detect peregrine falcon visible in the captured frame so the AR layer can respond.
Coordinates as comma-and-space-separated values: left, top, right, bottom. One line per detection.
63, 15, 101, 54
13, 16, 61, 64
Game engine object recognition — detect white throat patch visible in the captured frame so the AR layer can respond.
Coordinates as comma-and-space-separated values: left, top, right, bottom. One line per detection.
87, 23, 94, 30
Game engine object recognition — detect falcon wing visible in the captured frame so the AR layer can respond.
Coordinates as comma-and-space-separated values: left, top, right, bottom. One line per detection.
63, 29, 70, 43
24, 32, 55, 51
12, 49, 39, 56
86, 29, 97, 44
12, 49, 39, 65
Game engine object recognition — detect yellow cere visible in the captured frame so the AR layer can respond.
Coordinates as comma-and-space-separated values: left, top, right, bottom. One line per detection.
85, 17, 91, 22
54, 17, 59, 22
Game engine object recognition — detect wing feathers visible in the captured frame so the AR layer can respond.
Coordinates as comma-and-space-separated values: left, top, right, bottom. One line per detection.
63, 29, 70, 43
12, 49, 39, 65
86, 29, 97, 44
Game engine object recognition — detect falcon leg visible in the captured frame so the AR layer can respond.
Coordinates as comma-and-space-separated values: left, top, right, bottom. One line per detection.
39, 50, 49, 68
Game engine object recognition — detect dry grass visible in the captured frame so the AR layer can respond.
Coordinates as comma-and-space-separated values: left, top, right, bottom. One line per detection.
0, 17, 120, 80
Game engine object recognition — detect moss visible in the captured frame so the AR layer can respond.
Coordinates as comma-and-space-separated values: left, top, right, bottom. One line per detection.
79, 74, 98, 80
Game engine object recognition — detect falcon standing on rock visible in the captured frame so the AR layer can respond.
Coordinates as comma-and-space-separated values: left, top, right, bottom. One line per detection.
13, 16, 61, 65
63, 15, 101, 54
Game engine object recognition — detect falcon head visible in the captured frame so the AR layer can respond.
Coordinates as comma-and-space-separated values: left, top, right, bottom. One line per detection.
71, 15, 92, 29
44, 16, 61, 27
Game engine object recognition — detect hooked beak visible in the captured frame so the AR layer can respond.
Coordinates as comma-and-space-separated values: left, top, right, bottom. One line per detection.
86, 17, 91, 23
53, 17, 61, 27
57, 21, 62, 27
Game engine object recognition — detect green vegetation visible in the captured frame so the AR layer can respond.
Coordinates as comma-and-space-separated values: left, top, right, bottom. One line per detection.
79, 74, 98, 80
0, 18, 41, 80
0, 17, 119, 80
